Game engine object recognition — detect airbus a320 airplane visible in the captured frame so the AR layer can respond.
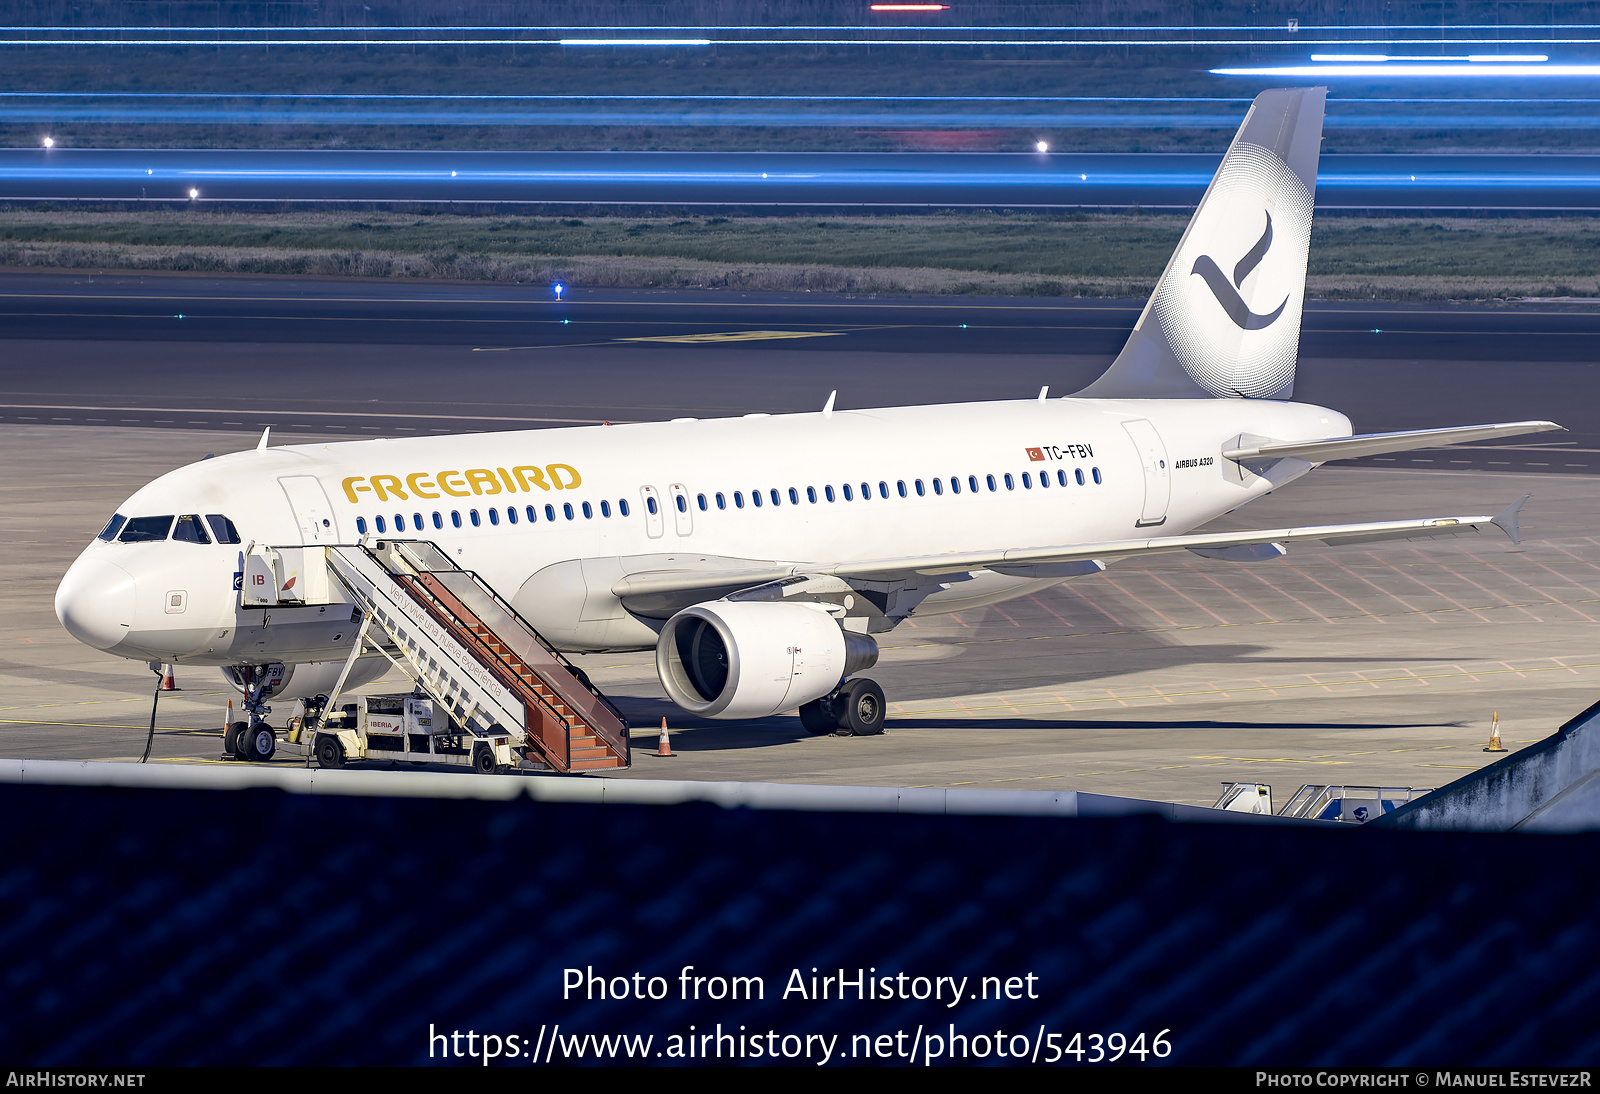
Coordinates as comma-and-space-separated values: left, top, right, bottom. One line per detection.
56, 88, 1558, 759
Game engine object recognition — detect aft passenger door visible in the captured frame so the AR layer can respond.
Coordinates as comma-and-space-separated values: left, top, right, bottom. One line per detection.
1121, 419, 1171, 527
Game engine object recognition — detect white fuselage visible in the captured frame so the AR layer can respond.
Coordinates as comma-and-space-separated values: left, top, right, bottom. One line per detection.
55, 395, 1349, 669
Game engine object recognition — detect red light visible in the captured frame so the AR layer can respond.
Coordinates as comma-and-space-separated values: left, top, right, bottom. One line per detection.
870, 4, 949, 10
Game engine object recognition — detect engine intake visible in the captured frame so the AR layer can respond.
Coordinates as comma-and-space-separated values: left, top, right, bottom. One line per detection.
656, 600, 878, 720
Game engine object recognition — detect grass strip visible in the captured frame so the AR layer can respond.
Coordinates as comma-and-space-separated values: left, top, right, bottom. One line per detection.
3, 209, 1599, 301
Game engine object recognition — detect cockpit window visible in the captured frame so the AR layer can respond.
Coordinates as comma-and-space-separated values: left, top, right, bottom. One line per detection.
205, 514, 242, 544
172, 514, 211, 544
118, 515, 174, 543
97, 514, 127, 541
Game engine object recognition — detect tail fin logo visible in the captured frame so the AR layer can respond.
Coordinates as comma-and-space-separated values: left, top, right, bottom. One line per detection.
1190, 212, 1288, 331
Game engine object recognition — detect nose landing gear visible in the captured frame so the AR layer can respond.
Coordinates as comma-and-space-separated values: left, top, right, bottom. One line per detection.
799, 677, 887, 737
222, 663, 282, 762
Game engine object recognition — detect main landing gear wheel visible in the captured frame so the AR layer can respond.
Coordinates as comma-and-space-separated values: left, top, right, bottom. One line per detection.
240, 723, 276, 762
223, 720, 249, 759
315, 735, 345, 769
835, 679, 886, 737
799, 697, 838, 736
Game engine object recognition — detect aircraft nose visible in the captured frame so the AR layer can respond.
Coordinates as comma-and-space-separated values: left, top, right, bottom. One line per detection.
55, 556, 136, 651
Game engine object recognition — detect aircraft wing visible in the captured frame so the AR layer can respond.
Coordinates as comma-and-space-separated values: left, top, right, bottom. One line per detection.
814, 494, 1531, 582
612, 496, 1531, 599
1223, 420, 1561, 465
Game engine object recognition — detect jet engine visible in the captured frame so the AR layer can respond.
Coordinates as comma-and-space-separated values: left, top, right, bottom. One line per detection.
656, 600, 878, 719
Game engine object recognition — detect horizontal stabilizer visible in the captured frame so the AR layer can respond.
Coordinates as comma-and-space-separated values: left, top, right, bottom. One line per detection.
1223, 420, 1562, 465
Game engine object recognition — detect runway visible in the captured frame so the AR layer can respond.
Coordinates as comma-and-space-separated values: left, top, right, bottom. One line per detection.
6, 149, 1600, 211
0, 271, 1595, 469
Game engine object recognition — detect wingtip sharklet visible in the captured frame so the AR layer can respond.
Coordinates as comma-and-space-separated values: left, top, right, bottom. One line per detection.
1491, 493, 1533, 546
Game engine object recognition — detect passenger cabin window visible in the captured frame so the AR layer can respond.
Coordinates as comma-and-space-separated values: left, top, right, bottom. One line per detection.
119, 516, 174, 543
375, 516, 387, 533
524, 506, 537, 523
204, 514, 241, 543
98, 514, 127, 541
171, 514, 211, 544
356, 517, 368, 535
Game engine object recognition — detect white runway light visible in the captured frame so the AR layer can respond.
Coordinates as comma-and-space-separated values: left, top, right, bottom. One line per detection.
1035, 140, 1050, 153
188, 187, 199, 199
41, 135, 53, 148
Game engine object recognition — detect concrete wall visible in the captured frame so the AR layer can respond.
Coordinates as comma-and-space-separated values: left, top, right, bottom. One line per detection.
0, 757, 1322, 825
1377, 696, 1600, 832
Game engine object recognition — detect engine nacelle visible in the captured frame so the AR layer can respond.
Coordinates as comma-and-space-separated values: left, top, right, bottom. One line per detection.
656, 600, 878, 720
221, 656, 391, 701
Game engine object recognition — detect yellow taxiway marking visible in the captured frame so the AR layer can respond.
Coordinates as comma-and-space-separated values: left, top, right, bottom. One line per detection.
619, 329, 847, 344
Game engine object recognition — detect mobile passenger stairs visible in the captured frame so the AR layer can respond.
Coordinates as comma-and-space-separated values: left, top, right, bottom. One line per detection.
246, 538, 630, 774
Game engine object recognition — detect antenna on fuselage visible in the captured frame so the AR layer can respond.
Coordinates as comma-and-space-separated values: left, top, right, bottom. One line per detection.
1038, 385, 1049, 401
256, 427, 271, 450
822, 390, 837, 419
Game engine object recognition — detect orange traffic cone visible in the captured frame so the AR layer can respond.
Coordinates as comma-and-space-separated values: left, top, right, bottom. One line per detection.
161, 663, 179, 691
657, 717, 674, 757
1484, 711, 1508, 753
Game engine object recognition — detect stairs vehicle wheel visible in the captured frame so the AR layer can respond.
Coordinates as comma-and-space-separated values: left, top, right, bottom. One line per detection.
315, 734, 345, 769
472, 744, 498, 775
799, 697, 838, 736
836, 679, 886, 737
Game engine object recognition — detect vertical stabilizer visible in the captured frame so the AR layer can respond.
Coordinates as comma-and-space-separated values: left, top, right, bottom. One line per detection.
1077, 87, 1326, 400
